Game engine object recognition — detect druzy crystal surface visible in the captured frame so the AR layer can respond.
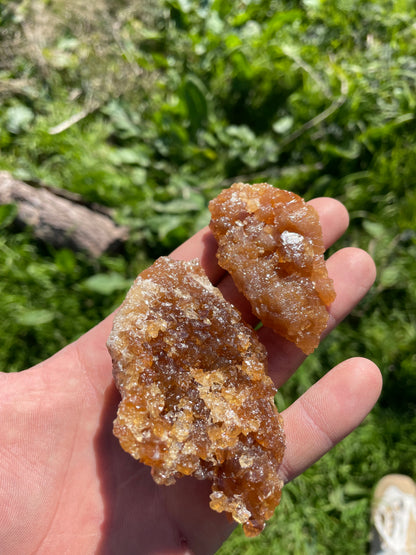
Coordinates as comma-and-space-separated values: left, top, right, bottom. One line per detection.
107, 257, 285, 536
209, 182, 336, 354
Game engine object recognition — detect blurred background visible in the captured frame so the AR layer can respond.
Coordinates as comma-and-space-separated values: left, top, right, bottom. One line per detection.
1, 0, 415, 552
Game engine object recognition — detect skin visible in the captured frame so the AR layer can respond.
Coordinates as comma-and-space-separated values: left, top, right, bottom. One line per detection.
0, 197, 382, 555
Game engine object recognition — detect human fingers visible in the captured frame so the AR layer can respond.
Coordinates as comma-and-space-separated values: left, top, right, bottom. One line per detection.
279, 357, 382, 483
262, 247, 377, 387
307, 197, 349, 248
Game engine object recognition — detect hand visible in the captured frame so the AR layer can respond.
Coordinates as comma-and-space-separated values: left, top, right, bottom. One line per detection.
0, 197, 382, 555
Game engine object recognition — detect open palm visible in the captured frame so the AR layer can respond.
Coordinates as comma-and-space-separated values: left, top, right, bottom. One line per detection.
0, 198, 382, 555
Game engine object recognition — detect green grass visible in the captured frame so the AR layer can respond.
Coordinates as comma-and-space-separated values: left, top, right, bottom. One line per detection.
1, 0, 416, 552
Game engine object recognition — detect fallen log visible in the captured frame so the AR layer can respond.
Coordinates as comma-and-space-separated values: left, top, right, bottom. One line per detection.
0, 171, 128, 257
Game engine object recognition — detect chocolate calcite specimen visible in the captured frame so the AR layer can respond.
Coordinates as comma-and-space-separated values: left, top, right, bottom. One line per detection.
209, 182, 336, 354
107, 257, 285, 536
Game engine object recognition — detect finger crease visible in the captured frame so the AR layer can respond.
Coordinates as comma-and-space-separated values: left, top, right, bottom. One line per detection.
298, 394, 335, 452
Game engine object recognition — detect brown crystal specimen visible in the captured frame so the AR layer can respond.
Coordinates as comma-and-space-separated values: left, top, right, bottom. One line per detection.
209, 182, 336, 355
107, 256, 285, 536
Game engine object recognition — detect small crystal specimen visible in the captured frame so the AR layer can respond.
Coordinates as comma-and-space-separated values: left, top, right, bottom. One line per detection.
209, 182, 336, 354
107, 257, 285, 536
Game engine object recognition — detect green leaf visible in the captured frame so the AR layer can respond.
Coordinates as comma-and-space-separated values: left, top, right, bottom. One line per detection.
206, 11, 224, 34
343, 482, 368, 498
380, 265, 402, 288
303, 0, 321, 7
101, 101, 140, 139
168, 0, 192, 13
153, 198, 203, 214
0, 204, 17, 228
273, 115, 294, 134
328, 487, 345, 510
319, 141, 361, 160
6, 105, 34, 134
361, 114, 414, 141
362, 221, 386, 239
131, 168, 148, 186
82, 273, 131, 295
16, 309, 55, 326
225, 124, 256, 143
54, 249, 76, 274
182, 75, 208, 136
147, 214, 184, 241
109, 146, 151, 167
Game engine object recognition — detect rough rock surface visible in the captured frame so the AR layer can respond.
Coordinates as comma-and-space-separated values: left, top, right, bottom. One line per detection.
107, 256, 285, 536
209, 182, 336, 354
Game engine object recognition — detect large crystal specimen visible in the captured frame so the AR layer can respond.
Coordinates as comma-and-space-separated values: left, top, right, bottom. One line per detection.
209, 183, 336, 354
107, 257, 285, 537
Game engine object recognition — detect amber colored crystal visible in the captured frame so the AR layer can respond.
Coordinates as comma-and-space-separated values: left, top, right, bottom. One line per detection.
209, 182, 336, 354
107, 257, 285, 536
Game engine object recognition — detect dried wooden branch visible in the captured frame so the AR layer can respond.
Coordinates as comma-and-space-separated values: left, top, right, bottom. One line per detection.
0, 171, 128, 257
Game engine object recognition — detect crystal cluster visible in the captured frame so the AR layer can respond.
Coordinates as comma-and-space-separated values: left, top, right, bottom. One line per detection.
209, 182, 336, 354
108, 182, 335, 537
107, 257, 285, 536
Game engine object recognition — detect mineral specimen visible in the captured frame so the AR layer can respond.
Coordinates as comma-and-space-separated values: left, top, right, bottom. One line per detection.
107, 256, 285, 536
209, 182, 336, 354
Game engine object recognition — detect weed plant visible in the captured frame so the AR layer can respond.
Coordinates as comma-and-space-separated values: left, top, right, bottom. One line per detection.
1, 0, 416, 552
